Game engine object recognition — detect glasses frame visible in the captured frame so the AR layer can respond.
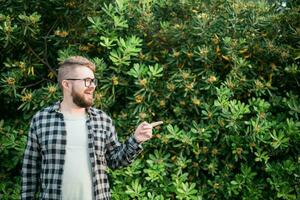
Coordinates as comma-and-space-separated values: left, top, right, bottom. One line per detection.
65, 78, 97, 87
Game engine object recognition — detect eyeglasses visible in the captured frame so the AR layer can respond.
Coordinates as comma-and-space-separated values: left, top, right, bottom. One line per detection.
65, 78, 97, 87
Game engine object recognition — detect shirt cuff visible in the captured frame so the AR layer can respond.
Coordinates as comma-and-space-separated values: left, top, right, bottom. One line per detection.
128, 136, 143, 151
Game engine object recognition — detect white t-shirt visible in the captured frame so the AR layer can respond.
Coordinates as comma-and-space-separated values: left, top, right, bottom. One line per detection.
61, 113, 93, 200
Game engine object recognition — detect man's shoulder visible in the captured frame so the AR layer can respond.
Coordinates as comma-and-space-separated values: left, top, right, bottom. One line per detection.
31, 102, 59, 120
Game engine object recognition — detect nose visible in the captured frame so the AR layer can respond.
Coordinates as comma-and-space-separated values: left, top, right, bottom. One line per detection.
89, 84, 96, 90
86, 83, 96, 92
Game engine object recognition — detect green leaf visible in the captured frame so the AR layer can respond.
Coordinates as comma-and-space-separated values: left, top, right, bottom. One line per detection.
148, 64, 163, 78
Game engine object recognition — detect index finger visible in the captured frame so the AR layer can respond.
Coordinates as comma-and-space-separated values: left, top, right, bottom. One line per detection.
150, 121, 164, 128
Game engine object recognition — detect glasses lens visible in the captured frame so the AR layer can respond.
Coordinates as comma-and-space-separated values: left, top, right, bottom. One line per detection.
85, 78, 97, 87
93, 79, 98, 86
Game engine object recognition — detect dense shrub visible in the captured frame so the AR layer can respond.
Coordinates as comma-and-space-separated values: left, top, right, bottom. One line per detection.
0, 0, 299, 199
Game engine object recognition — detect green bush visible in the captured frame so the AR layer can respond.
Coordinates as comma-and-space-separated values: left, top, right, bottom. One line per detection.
0, 0, 299, 199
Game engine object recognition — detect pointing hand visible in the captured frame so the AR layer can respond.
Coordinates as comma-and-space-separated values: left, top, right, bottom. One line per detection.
134, 121, 163, 143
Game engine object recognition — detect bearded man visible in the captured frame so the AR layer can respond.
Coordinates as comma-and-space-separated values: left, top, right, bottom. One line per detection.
21, 56, 162, 200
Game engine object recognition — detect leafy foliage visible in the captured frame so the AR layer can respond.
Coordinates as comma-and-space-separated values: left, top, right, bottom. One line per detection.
0, 0, 299, 199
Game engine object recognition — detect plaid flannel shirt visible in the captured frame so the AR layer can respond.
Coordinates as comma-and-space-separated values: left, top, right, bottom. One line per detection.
21, 101, 143, 200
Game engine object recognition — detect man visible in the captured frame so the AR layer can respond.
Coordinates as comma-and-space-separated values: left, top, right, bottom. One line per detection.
21, 56, 163, 200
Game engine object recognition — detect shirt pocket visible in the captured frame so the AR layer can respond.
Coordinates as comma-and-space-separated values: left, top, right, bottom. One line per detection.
93, 129, 107, 153
41, 139, 64, 162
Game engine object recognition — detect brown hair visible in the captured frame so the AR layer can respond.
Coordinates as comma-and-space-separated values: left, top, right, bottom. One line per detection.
57, 56, 96, 88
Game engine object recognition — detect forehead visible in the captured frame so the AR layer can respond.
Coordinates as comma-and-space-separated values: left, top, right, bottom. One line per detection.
72, 66, 95, 78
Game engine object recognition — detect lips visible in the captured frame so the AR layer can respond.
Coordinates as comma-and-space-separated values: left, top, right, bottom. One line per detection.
84, 89, 94, 95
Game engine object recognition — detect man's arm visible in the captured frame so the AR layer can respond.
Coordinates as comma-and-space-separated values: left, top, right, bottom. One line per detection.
105, 120, 163, 169
105, 122, 142, 169
21, 118, 41, 199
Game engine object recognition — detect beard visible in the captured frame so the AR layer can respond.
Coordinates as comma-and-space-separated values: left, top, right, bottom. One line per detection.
71, 88, 94, 108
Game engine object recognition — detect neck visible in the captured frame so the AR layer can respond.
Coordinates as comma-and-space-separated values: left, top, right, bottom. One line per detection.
60, 98, 86, 116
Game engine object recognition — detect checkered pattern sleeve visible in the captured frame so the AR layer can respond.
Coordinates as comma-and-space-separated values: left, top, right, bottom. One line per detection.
105, 119, 143, 169
21, 116, 41, 199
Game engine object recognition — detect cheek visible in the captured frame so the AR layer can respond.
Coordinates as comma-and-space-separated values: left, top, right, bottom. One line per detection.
71, 87, 82, 97
72, 84, 85, 92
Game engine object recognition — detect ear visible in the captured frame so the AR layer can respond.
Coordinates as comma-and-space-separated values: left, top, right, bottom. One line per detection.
61, 80, 70, 90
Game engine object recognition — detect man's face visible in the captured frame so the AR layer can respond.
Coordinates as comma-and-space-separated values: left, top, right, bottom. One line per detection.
69, 67, 96, 108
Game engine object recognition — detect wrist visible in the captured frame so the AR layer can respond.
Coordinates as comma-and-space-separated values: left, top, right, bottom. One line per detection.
133, 135, 142, 144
